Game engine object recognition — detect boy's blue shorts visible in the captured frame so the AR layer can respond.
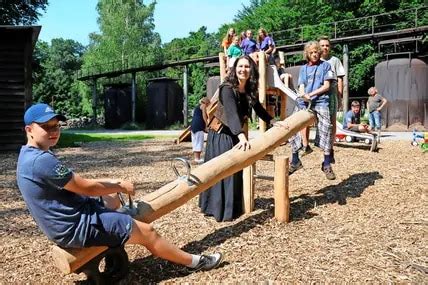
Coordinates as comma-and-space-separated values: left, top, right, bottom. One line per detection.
83, 199, 134, 248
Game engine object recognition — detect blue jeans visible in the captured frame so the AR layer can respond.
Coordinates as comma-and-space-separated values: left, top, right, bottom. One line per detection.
369, 111, 381, 130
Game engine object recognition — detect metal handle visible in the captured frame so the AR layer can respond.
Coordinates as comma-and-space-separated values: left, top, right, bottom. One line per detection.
171, 157, 191, 182
117, 192, 137, 216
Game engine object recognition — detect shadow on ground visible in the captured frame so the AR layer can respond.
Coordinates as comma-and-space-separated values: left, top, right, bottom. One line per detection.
75, 171, 383, 284
290, 171, 383, 220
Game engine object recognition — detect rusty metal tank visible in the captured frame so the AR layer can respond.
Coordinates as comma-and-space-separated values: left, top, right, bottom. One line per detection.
375, 58, 428, 130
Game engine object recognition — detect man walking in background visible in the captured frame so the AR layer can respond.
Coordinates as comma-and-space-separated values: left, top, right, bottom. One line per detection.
367, 86, 387, 135
319, 36, 345, 163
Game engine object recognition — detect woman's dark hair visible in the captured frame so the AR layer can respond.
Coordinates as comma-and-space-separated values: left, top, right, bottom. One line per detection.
224, 55, 259, 99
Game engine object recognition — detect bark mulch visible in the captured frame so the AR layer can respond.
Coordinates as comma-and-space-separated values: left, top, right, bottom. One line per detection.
0, 139, 427, 283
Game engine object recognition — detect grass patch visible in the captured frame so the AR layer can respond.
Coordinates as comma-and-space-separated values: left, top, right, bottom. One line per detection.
57, 132, 155, 148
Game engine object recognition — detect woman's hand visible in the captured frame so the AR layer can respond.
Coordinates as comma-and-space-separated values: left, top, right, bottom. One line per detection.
234, 133, 251, 151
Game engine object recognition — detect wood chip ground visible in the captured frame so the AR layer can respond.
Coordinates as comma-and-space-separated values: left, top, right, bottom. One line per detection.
0, 139, 427, 283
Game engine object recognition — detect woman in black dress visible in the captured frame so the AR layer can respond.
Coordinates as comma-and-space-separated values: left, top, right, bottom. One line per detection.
199, 55, 274, 222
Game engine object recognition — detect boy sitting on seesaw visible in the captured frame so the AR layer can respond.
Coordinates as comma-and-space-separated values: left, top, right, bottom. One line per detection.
16, 103, 222, 273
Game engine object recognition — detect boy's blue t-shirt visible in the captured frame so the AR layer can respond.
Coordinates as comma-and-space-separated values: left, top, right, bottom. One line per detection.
297, 60, 334, 108
343, 110, 360, 129
16, 145, 98, 247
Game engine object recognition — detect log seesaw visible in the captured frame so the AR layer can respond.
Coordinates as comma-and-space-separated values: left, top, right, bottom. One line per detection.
51, 110, 315, 284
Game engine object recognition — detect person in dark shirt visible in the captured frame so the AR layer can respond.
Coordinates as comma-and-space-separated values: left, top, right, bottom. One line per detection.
199, 55, 278, 222
16, 103, 222, 272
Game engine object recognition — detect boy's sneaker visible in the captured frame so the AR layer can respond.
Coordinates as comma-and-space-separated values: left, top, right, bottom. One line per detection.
192, 253, 223, 272
300, 145, 313, 156
322, 164, 336, 180
289, 160, 303, 175
194, 159, 204, 164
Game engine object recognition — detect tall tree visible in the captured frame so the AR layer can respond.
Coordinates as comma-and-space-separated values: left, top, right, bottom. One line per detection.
230, 0, 425, 96
81, 0, 161, 121
33, 39, 87, 118
83, 0, 161, 73
0, 0, 48, 25
162, 27, 218, 111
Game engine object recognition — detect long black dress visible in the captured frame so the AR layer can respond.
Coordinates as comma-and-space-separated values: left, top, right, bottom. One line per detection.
199, 84, 272, 222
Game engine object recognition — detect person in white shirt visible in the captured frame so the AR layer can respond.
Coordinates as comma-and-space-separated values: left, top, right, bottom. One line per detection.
319, 36, 345, 164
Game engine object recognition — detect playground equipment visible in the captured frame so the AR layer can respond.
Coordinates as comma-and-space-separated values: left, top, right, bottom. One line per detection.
411, 129, 428, 152
51, 109, 316, 283
176, 51, 298, 144
335, 121, 379, 152
261, 53, 379, 153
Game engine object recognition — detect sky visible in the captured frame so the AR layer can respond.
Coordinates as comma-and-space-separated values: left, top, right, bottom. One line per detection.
37, 0, 251, 45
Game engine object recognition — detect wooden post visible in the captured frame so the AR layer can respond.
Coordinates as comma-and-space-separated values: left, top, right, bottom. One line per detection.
51, 110, 316, 275
242, 117, 252, 213
258, 51, 267, 133
266, 93, 275, 118
183, 65, 189, 127
219, 52, 227, 83
243, 163, 255, 213
91, 79, 97, 124
131, 72, 136, 123
279, 51, 285, 65
343, 44, 349, 112
280, 93, 287, 121
278, 50, 290, 120
274, 156, 289, 223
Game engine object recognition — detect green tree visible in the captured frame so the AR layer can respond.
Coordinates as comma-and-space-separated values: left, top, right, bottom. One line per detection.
230, 0, 425, 95
81, 0, 161, 121
33, 39, 87, 118
0, 0, 48, 25
162, 27, 218, 113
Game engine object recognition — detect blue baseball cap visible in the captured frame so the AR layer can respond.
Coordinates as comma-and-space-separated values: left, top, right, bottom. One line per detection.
24, 103, 66, 125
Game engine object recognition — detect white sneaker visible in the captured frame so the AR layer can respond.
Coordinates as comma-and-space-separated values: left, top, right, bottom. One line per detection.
191, 253, 223, 272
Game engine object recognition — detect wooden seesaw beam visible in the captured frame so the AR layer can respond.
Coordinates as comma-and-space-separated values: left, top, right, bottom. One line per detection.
52, 110, 316, 275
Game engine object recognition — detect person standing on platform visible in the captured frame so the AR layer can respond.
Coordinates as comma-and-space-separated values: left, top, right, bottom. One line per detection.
240, 30, 259, 63
257, 28, 276, 64
221, 27, 236, 55
226, 36, 243, 70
